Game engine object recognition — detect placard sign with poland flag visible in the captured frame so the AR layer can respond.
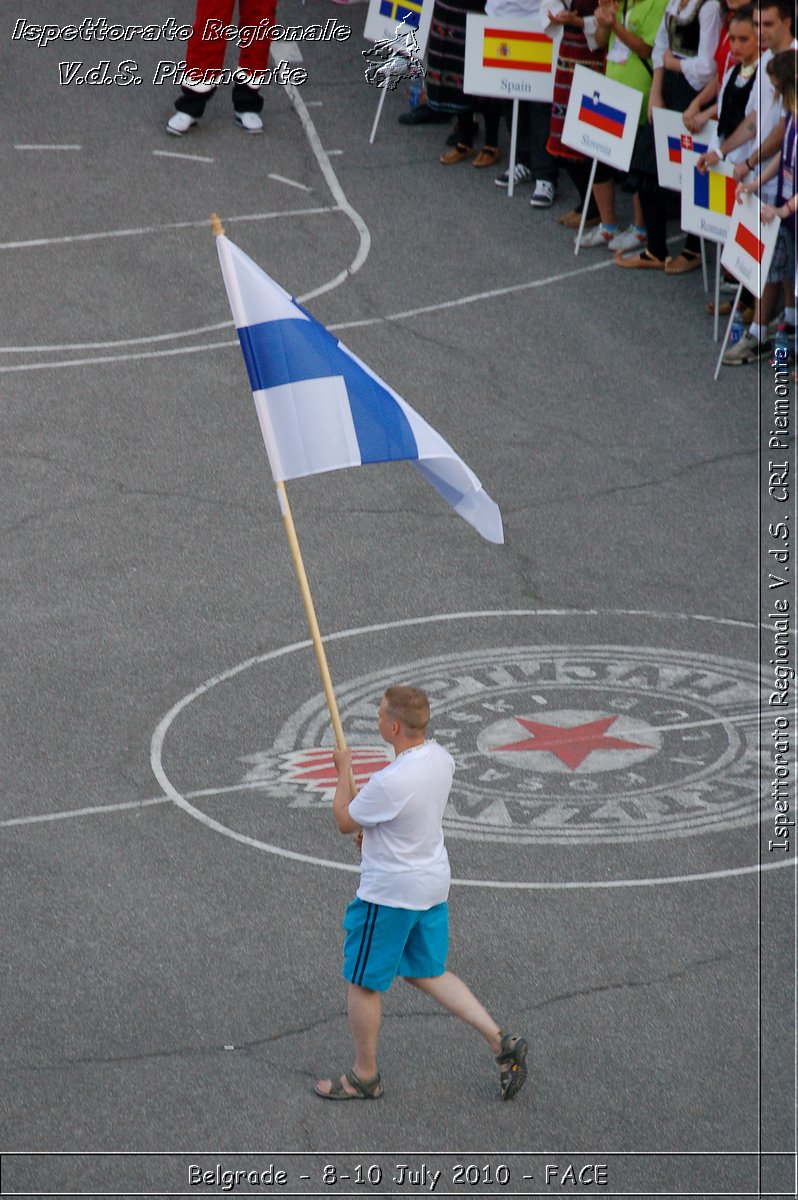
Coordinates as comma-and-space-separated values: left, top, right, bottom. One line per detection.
720, 191, 780, 299
463, 14, 561, 101
680, 149, 738, 243
652, 107, 718, 192
561, 65, 642, 170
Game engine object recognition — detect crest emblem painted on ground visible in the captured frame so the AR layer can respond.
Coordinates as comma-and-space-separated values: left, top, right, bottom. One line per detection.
242, 645, 761, 845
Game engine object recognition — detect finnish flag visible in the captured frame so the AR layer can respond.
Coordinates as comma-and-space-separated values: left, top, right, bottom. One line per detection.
216, 234, 503, 544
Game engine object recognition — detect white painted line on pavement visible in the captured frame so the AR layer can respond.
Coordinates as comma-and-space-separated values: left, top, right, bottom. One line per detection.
15, 144, 81, 150
268, 173, 313, 192
1, 797, 168, 827
0, 207, 336, 252
0, 259, 629, 371
0, 782, 264, 829
152, 149, 215, 163
0, 87, 369, 358
285, 78, 370, 302
0, 339, 238, 373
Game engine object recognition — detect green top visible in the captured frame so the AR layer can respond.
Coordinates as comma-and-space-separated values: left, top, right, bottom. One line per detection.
604, 0, 668, 119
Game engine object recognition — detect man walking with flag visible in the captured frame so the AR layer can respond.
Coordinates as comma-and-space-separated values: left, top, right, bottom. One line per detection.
314, 686, 528, 1101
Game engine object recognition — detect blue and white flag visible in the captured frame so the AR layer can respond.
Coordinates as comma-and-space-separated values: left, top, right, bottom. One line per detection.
216, 234, 503, 544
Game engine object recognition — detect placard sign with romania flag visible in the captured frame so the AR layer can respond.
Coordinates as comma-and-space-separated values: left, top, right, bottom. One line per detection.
463, 14, 561, 101
680, 150, 738, 243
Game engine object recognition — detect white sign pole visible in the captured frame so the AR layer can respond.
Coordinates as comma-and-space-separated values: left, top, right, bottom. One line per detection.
574, 158, 598, 256
507, 99, 520, 198
713, 248, 721, 341
714, 283, 744, 380
369, 87, 388, 144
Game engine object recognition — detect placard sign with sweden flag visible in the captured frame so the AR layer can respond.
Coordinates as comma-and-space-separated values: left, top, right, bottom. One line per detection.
561, 65, 642, 170
364, 0, 434, 57
463, 14, 561, 101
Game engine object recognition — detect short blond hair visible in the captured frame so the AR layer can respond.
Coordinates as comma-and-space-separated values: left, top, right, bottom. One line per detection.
383, 686, 430, 733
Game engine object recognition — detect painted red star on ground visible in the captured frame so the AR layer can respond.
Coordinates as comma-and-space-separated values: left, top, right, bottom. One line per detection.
493, 715, 652, 770
285, 748, 390, 789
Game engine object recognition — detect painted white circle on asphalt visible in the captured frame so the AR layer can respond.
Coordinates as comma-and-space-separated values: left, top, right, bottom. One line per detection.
150, 609, 794, 889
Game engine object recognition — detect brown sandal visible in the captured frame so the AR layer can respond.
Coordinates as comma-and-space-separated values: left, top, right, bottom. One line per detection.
473, 145, 501, 168
614, 248, 666, 270
496, 1032, 528, 1100
664, 249, 702, 274
314, 1070, 383, 1100
440, 143, 475, 164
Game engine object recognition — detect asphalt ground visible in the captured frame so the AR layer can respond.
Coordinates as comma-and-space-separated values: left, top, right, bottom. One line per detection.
1, 1, 796, 1198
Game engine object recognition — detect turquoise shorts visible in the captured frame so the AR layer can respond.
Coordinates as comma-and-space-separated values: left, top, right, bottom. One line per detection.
342, 897, 449, 992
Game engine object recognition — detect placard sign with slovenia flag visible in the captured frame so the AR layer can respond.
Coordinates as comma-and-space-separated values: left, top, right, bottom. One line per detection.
561, 65, 642, 171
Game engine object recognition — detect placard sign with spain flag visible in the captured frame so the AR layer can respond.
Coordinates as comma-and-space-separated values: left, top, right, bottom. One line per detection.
680, 150, 738, 243
463, 14, 561, 101
720, 191, 780, 299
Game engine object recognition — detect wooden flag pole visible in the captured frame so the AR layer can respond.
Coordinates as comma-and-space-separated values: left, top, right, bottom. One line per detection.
210, 213, 356, 797
274, 479, 348, 752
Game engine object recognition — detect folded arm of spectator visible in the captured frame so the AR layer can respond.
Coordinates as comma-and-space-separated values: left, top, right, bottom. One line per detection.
683, 75, 719, 131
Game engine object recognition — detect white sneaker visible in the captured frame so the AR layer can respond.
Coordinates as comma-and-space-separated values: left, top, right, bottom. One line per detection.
166, 111, 197, 136
579, 223, 615, 247
608, 224, 646, 252
235, 111, 263, 134
495, 163, 533, 188
529, 179, 556, 207
722, 331, 772, 365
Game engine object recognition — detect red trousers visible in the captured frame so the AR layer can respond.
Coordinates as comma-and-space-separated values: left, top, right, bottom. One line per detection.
185, 0, 279, 76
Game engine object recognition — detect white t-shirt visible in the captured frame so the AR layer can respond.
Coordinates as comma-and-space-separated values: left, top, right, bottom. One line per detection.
745, 40, 798, 202
348, 740, 454, 910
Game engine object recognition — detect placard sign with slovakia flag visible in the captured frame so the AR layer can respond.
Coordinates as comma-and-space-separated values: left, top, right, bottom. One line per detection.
561, 65, 642, 171
652, 107, 718, 192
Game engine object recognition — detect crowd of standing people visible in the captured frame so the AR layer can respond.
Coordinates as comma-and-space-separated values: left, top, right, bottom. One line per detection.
162, 0, 795, 368
412, 0, 797, 365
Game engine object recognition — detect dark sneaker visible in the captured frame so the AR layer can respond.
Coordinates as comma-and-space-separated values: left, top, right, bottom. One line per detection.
529, 179, 556, 207
495, 162, 533, 188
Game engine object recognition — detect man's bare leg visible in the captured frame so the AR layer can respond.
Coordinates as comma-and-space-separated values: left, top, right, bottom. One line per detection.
348, 983, 382, 1078
315, 983, 383, 1097
404, 971, 503, 1054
